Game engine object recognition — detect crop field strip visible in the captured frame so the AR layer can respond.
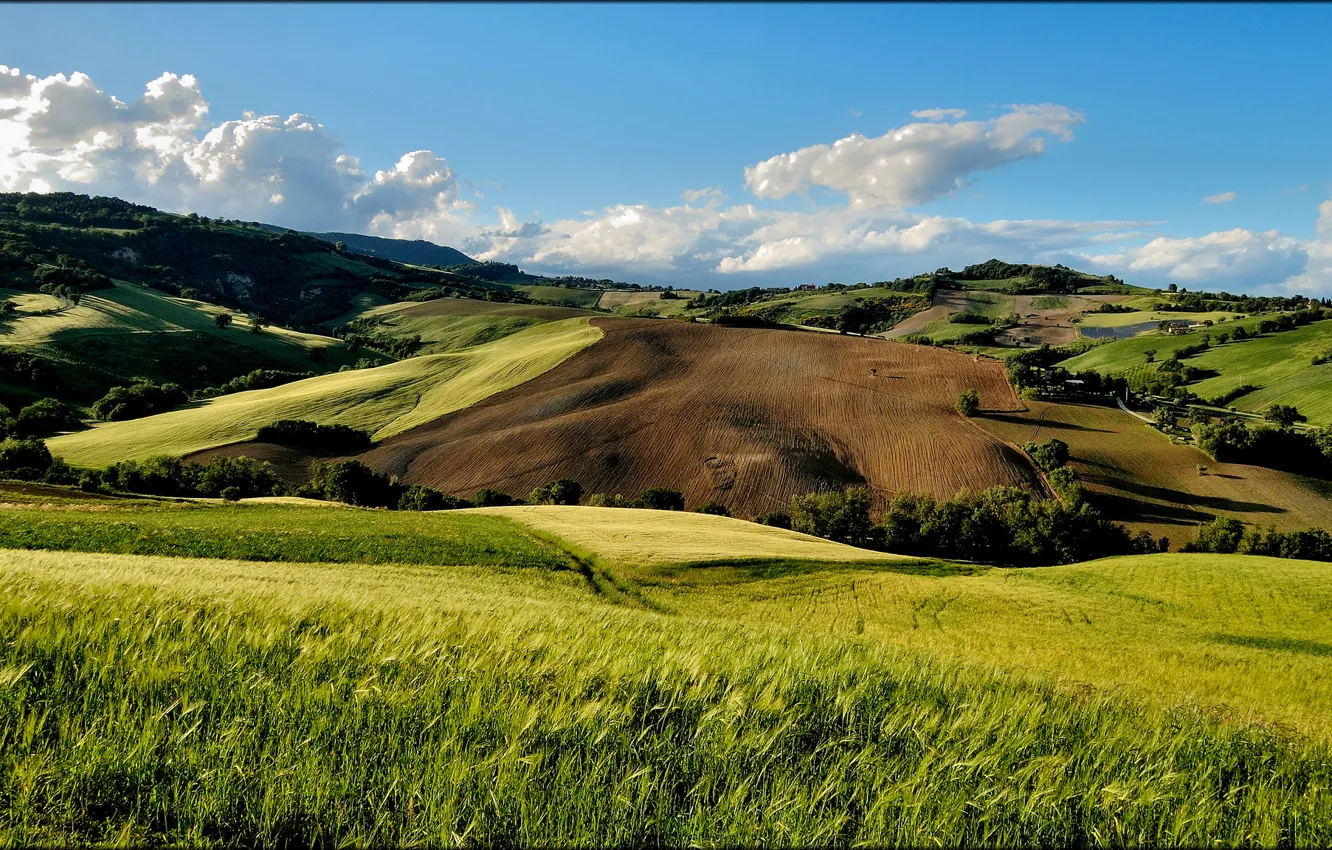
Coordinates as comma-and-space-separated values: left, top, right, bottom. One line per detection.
352, 318, 1043, 516
359, 297, 594, 354
978, 401, 1332, 541
4, 531, 1332, 843
48, 317, 603, 466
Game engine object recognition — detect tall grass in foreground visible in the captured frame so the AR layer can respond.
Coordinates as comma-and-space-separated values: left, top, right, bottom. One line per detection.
2, 551, 1331, 846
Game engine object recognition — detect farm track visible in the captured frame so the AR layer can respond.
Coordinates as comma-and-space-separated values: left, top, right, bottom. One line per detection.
343, 318, 1043, 515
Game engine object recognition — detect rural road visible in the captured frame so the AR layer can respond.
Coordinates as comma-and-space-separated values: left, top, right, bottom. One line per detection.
1117, 398, 1155, 424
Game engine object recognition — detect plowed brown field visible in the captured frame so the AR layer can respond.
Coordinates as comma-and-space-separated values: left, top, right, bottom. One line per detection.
342, 318, 1041, 516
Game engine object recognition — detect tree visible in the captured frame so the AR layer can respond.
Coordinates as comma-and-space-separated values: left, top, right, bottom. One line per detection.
694, 500, 730, 516
635, 488, 684, 511
529, 478, 582, 505
334, 241, 348, 254
309, 459, 397, 507
213, 312, 232, 329
249, 315, 269, 334
1143, 349, 1156, 364
0, 437, 53, 480
1185, 516, 1245, 554
1264, 404, 1305, 428
956, 388, 980, 417
14, 398, 81, 437
790, 487, 881, 549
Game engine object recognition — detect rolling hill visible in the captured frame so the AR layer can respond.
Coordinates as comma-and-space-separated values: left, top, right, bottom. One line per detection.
0, 280, 380, 409
48, 317, 602, 466
351, 318, 1042, 514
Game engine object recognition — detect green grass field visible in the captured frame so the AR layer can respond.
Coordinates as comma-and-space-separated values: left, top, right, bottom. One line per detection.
1078, 308, 1245, 329
1061, 316, 1332, 423
3, 498, 1332, 843
0, 282, 369, 371
1183, 321, 1332, 422
47, 318, 602, 466
513, 284, 605, 308
358, 298, 593, 354
0, 282, 379, 408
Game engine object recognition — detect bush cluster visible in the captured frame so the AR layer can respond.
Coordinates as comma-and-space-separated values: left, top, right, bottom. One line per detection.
91, 380, 188, 421
1193, 419, 1331, 477
1183, 516, 1332, 562
192, 369, 313, 400
255, 420, 374, 453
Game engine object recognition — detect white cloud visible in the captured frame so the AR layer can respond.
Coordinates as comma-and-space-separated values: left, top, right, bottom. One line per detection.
910, 108, 966, 121
1201, 190, 1237, 204
4, 64, 1328, 295
1083, 227, 1307, 286
744, 104, 1083, 208
0, 64, 467, 240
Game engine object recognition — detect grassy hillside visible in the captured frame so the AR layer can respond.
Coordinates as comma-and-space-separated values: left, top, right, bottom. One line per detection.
359, 318, 1044, 515
3, 499, 1332, 842
48, 318, 602, 466
0, 193, 516, 328
356, 297, 594, 354
0, 281, 379, 407
1060, 315, 1332, 423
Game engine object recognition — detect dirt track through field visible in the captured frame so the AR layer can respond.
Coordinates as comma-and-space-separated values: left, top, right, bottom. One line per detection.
341, 318, 1041, 515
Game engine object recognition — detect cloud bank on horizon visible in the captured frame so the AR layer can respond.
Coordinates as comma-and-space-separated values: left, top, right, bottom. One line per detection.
1, 64, 1327, 295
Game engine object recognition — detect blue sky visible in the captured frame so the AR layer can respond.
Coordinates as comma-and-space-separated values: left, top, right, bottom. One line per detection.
1, 3, 1330, 292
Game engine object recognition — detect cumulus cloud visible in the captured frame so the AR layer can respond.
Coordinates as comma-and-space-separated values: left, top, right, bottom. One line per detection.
743, 103, 1083, 208
1201, 191, 1237, 204
4, 64, 1327, 294
1082, 228, 1308, 286
0, 64, 469, 241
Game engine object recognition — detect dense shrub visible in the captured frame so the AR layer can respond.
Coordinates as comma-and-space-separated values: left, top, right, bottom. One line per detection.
474, 489, 519, 508
91, 380, 188, 421
878, 488, 1159, 566
1022, 438, 1070, 472
587, 493, 634, 508
694, 500, 731, 516
1193, 419, 1330, 476
99, 454, 284, 498
755, 511, 792, 529
1182, 517, 1247, 554
398, 483, 471, 511
529, 479, 582, 506
956, 389, 980, 417
193, 369, 313, 400
308, 459, 398, 508
13, 398, 81, 437
1240, 526, 1332, 562
635, 488, 685, 511
0, 437, 54, 480
256, 420, 373, 453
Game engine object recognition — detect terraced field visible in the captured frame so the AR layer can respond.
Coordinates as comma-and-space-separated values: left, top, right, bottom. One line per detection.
355, 318, 1042, 515
978, 400, 1332, 543
48, 318, 602, 466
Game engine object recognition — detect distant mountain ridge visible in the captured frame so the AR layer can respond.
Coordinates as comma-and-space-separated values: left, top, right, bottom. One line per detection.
254, 224, 474, 268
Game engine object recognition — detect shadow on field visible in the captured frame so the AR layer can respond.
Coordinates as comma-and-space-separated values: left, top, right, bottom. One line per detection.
1108, 478, 1287, 514
983, 412, 1114, 433
1209, 634, 1332, 658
